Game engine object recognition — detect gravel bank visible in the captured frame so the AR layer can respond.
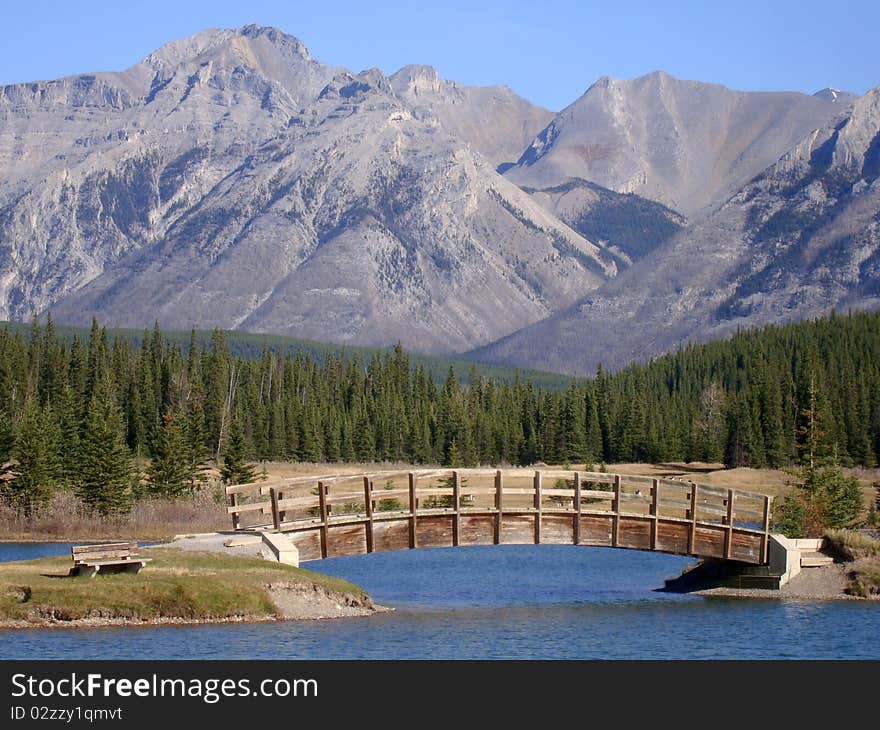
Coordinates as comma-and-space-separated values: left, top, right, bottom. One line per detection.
694, 563, 870, 601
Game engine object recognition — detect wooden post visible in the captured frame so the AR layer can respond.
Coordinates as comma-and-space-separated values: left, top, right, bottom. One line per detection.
277, 488, 286, 525
762, 494, 772, 564
724, 489, 735, 559
687, 483, 698, 555
494, 469, 503, 545
611, 474, 621, 548
318, 481, 329, 559
363, 476, 374, 553
573, 472, 581, 545
409, 472, 417, 549
230, 492, 240, 531
452, 471, 461, 547
650, 478, 659, 550
269, 487, 281, 531
534, 470, 542, 544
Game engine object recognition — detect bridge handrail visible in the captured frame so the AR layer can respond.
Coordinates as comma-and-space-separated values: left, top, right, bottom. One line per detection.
224, 467, 772, 551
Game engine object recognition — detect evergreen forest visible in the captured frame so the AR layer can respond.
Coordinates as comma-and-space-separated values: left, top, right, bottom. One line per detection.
1, 309, 878, 517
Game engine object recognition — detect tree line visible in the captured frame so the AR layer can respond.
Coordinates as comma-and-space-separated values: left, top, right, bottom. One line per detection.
1, 309, 878, 517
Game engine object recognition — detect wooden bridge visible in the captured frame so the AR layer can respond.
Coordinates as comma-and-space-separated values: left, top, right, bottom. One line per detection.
226, 469, 773, 565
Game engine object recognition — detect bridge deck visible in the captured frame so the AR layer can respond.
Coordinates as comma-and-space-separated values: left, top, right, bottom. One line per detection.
226, 469, 772, 565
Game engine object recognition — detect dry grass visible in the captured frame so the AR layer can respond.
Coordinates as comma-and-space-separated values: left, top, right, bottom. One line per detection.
0, 548, 367, 624
0, 487, 229, 542
825, 529, 880, 559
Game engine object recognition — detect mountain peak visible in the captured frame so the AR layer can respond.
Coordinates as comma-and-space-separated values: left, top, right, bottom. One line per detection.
140, 24, 312, 71
389, 64, 444, 96
813, 87, 857, 104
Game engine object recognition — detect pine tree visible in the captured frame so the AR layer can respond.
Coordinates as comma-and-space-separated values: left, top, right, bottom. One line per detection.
6, 401, 59, 513
77, 396, 133, 515
146, 412, 191, 497
181, 400, 210, 493
220, 419, 257, 486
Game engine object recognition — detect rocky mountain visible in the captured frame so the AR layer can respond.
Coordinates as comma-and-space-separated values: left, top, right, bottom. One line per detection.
2, 25, 877, 370
388, 64, 553, 169
504, 71, 847, 217
813, 87, 858, 104
471, 85, 880, 375
518, 178, 686, 264
0, 25, 618, 353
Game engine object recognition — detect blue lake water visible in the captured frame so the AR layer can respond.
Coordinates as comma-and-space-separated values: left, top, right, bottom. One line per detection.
0, 542, 878, 659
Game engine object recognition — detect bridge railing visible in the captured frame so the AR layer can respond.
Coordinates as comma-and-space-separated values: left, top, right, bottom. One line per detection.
225, 468, 772, 563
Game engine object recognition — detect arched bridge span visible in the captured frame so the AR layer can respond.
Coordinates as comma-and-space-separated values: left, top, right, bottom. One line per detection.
226, 469, 772, 565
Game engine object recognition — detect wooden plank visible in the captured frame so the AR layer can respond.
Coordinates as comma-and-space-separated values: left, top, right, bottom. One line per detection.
72, 542, 137, 556
618, 517, 652, 550
656, 519, 689, 554
576, 472, 616, 484
541, 515, 574, 544
724, 489, 735, 559
650, 478, 659, 550
326, 524, 367, 558
534, 471, 542, 544
579, 514, 613, 546
692, 483, 729, 499
688, 483, 698, 555
363, 477, 374, 553
225, 483, 267, 496
372, 520, 410, 553
612, 474, 621, 547
328, 488, 409, 503
762, 494, 771, 564
318, 481, 329, 559
494, 470, 503, 545
459, 515, 494, 546
275, 495, 321, 511
500, 515, 535, 544
730, 531, 764, 564
693, 524, 726, 558
72, 550, 138, 562
542, 488, 581, 498
452, 471, 461, 547
618, 474, 656, 486
416, 515, 454, 548
573, 472, 581, 545
580, 489, 614, 501
409, 472, 417, 549
226, 501, 272, 515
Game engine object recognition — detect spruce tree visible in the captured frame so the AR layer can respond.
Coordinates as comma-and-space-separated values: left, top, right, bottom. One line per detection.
146, 412, 191, 497
77, 395, 133, 515
6, 401, 59, 513
181, 400, 210, 493
220, 419, 257, 486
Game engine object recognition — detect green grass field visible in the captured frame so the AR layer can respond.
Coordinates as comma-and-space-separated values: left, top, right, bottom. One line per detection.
0, 548, 367, 624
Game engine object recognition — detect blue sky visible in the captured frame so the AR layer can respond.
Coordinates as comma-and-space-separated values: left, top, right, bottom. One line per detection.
3, 0, 878, 111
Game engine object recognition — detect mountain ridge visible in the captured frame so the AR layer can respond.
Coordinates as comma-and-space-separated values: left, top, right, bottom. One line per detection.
1, 24, 876, 372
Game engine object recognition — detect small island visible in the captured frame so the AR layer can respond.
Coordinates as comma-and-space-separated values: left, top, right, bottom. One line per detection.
0, 544, 383, 629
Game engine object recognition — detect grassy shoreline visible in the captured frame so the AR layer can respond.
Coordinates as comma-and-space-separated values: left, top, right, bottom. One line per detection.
0, 548, 380, 629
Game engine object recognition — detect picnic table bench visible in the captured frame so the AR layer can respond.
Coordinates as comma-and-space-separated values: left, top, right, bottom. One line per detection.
69, 542, 151, 577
